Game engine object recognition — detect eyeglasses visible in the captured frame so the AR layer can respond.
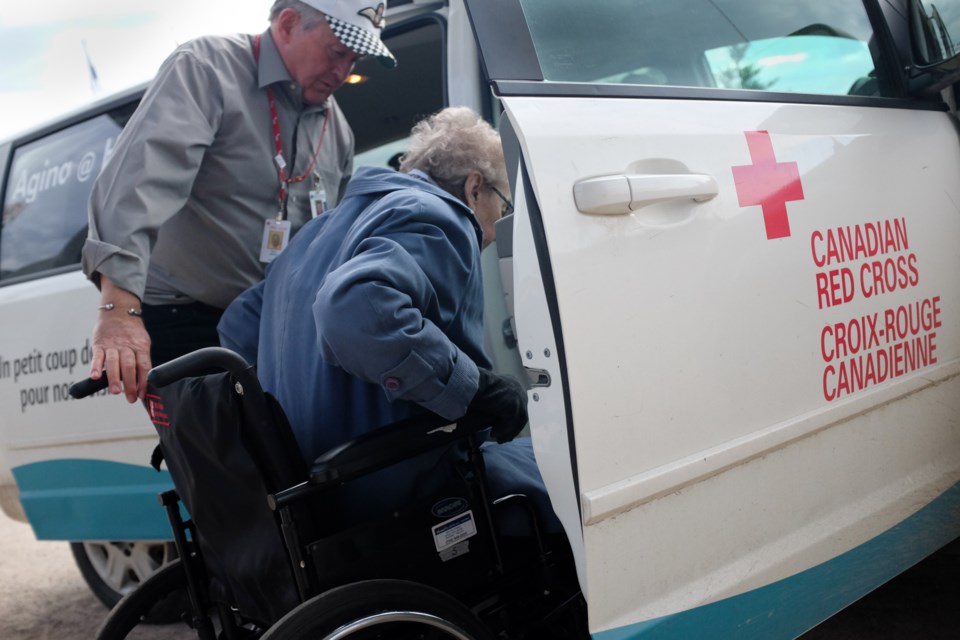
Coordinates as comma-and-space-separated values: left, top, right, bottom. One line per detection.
489, 185, 514, 216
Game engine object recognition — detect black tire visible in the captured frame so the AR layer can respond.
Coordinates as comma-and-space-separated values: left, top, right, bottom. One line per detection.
261, 579, 495, 640
71, 540, 183, 623
94, 559, 192, 640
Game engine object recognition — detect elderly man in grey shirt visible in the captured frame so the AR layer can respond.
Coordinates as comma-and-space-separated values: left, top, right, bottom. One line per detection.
83, 0, 394, 403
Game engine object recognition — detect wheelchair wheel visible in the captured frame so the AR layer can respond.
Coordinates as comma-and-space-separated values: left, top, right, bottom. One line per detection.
261, 579, 495, 640
70, 540, 181, 622
95, 558, 191, 639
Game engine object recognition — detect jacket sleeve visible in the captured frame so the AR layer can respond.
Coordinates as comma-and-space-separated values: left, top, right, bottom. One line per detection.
82, 48, 223, 297
217, 279, 264, 366
313, 194, 481, 420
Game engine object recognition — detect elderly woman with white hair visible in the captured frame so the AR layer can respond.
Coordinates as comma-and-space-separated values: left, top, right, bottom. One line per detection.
218, 107, 558, 532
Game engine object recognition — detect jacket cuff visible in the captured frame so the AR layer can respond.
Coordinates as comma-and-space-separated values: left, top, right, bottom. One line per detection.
380, 348, 479, 421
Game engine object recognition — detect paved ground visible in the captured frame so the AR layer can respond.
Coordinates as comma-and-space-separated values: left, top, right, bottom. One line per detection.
0, 515, 182, 640
799, 537, 960, 640
0, 512, 956, 639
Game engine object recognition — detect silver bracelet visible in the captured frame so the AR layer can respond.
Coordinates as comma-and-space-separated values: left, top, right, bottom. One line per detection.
98, 303, 143, 317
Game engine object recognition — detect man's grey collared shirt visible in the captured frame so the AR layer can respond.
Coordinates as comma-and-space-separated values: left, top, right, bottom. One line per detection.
82, 30, 354, 309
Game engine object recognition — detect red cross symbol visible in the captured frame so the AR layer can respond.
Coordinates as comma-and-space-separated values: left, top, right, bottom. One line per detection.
732, 130, 804, 240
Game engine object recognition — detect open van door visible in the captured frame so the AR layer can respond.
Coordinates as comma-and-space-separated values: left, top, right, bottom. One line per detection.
467, 0, 960, 637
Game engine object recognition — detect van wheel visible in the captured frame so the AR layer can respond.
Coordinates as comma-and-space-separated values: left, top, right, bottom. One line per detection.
70, 541, 182, 623
261, 579, 495, 639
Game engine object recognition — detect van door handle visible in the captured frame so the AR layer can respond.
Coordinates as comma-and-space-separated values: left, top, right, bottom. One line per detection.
573, 173, 719, 215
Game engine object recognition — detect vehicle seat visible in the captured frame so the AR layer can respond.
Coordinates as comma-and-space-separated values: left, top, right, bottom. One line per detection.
481, 213, 527, 389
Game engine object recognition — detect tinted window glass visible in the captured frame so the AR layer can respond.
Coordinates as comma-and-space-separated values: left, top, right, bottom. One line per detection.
1, 104, 136, 281
915, 0, 960, 62
518, 0, 889, 97
338, 20, 445, 169
704, 34, 875, 94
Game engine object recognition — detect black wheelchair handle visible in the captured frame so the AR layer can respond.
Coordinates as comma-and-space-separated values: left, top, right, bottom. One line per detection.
68, 374, 110, 399
148, 347, 252, 388
69, 347, 251, 397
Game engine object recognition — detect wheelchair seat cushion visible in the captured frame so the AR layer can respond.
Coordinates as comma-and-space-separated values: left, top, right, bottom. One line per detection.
481, 438, 562, 536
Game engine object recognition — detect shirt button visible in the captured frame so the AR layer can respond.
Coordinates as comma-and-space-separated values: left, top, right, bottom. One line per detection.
384, 377, 401, 391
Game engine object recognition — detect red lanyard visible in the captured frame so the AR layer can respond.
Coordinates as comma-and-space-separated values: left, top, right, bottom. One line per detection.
254, 34, 330, 219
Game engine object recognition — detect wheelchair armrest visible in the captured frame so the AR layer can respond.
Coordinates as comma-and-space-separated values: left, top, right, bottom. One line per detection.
309, 410, 493, 487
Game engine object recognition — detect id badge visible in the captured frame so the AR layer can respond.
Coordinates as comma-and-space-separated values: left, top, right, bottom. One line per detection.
259, 218, 291, 263
309, 189, 327, 218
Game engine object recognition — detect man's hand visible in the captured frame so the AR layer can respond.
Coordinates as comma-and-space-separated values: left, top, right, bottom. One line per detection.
467, 368, 528, 443
89, 278, 151, 403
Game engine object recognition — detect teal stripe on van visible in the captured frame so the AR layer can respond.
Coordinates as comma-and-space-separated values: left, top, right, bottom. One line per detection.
593, 481, 960, 639
12, 459, 174, 540
14, 459, 958, 636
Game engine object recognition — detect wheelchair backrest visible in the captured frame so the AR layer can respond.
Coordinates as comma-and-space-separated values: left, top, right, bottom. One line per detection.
147, 365, 307, 625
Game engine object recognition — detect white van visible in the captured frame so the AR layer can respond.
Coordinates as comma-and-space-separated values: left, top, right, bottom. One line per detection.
1, 0, 958, 637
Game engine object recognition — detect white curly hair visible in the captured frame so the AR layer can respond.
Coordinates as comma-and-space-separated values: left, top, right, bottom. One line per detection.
399, 107, 507, 200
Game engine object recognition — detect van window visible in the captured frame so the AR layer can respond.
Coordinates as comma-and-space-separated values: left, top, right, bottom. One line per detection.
337, 19, 446, 168
0, 17, 446, 283
1, 104, 136, 282
518, 0, 890, 97
915, 0, 960, 61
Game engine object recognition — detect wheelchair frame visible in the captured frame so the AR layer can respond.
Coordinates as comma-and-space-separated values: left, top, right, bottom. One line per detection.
77, 348, 585, 639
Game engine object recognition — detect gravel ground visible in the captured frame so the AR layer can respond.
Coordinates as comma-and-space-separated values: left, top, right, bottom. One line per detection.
1, 511, 956, 639
0, 515, 186, 640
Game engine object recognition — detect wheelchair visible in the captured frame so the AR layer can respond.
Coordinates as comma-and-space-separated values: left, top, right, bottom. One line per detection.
72, 347, 586, 639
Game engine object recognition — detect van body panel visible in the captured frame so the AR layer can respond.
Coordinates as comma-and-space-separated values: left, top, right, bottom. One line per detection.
12, 459, 173, 540
500, 91, 960, 635
590, 481, 960, 639
509, 164, 588, 590
0, 270, 167, 538
2, 0, 960, 635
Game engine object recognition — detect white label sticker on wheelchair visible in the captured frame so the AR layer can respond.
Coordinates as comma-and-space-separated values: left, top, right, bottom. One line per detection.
432, 509, 477, 552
